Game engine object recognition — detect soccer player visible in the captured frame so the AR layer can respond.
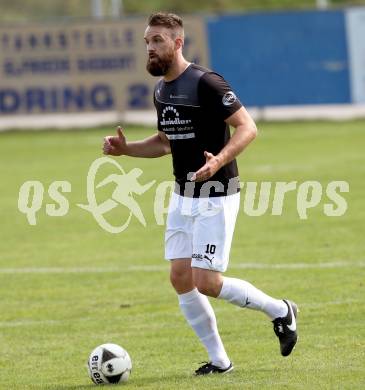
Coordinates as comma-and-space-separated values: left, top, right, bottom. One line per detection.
103, 12, 298, 375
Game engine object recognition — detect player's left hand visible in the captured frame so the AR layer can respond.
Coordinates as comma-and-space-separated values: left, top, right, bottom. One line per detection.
190, 151, 222, 182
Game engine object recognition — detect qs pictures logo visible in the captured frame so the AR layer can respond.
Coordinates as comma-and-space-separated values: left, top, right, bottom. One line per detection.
77, 157, 155, 233
17, 157, 157, 233
17, 157, 350, 233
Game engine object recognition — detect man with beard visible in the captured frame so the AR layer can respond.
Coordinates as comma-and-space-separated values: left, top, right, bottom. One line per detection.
103, 12, 298, 375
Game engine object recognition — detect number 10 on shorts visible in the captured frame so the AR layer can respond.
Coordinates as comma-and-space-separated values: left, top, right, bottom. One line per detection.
205, 244, 216, 255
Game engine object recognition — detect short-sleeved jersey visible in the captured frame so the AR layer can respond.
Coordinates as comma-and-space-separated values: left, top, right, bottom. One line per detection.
154, 63, 242, 197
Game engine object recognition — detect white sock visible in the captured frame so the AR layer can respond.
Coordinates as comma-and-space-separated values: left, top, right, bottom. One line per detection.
178, 288, 230, 368
217, 277, 288, 320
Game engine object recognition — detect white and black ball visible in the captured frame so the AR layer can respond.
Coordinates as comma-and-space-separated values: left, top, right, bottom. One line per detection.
87, 343, 132, 385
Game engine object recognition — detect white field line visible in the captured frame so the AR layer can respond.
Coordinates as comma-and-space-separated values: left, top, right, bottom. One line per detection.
0, 261, 364, 274
2, 105, 365, 131
0, 299, 362, 329
231, 261, 365, 270
0, 319, 63, 328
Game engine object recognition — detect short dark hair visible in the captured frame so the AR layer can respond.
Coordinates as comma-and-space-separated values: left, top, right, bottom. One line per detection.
148, 12, 183, 30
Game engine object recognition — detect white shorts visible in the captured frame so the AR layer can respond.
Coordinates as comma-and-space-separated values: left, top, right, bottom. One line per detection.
165, 192, 240, 272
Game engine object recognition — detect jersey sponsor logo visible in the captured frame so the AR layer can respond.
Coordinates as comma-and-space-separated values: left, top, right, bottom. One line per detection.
160, 105, 192, 126
222, 91, 237, 106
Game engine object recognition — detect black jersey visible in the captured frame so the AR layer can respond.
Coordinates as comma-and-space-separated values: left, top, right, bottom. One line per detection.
154, 64, 242, 197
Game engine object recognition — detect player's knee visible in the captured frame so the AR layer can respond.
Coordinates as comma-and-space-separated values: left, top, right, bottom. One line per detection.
170, 269, 192, 291
169, 271, 181, 288
195, 280, 220, 298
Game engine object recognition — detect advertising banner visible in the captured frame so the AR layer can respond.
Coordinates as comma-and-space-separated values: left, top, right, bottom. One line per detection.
0, 18, 208, 115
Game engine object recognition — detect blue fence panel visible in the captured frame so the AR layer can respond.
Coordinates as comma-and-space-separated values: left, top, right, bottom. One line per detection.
207, 11, 350, 106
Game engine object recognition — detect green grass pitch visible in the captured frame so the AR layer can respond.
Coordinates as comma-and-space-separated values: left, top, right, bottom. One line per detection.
0, 120, 364, 389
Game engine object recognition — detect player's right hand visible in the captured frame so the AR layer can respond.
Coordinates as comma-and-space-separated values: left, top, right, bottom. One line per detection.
103, 126, 128, 156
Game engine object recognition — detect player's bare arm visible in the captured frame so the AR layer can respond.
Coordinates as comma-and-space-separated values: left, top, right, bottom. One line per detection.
103, 127, 171, 157
192, 106, 257, 182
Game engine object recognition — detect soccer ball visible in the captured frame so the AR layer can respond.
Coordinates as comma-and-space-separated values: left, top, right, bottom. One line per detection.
87, 343, 132, 385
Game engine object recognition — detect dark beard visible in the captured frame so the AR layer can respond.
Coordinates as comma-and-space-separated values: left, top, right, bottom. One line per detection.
146, 51, 174, 76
